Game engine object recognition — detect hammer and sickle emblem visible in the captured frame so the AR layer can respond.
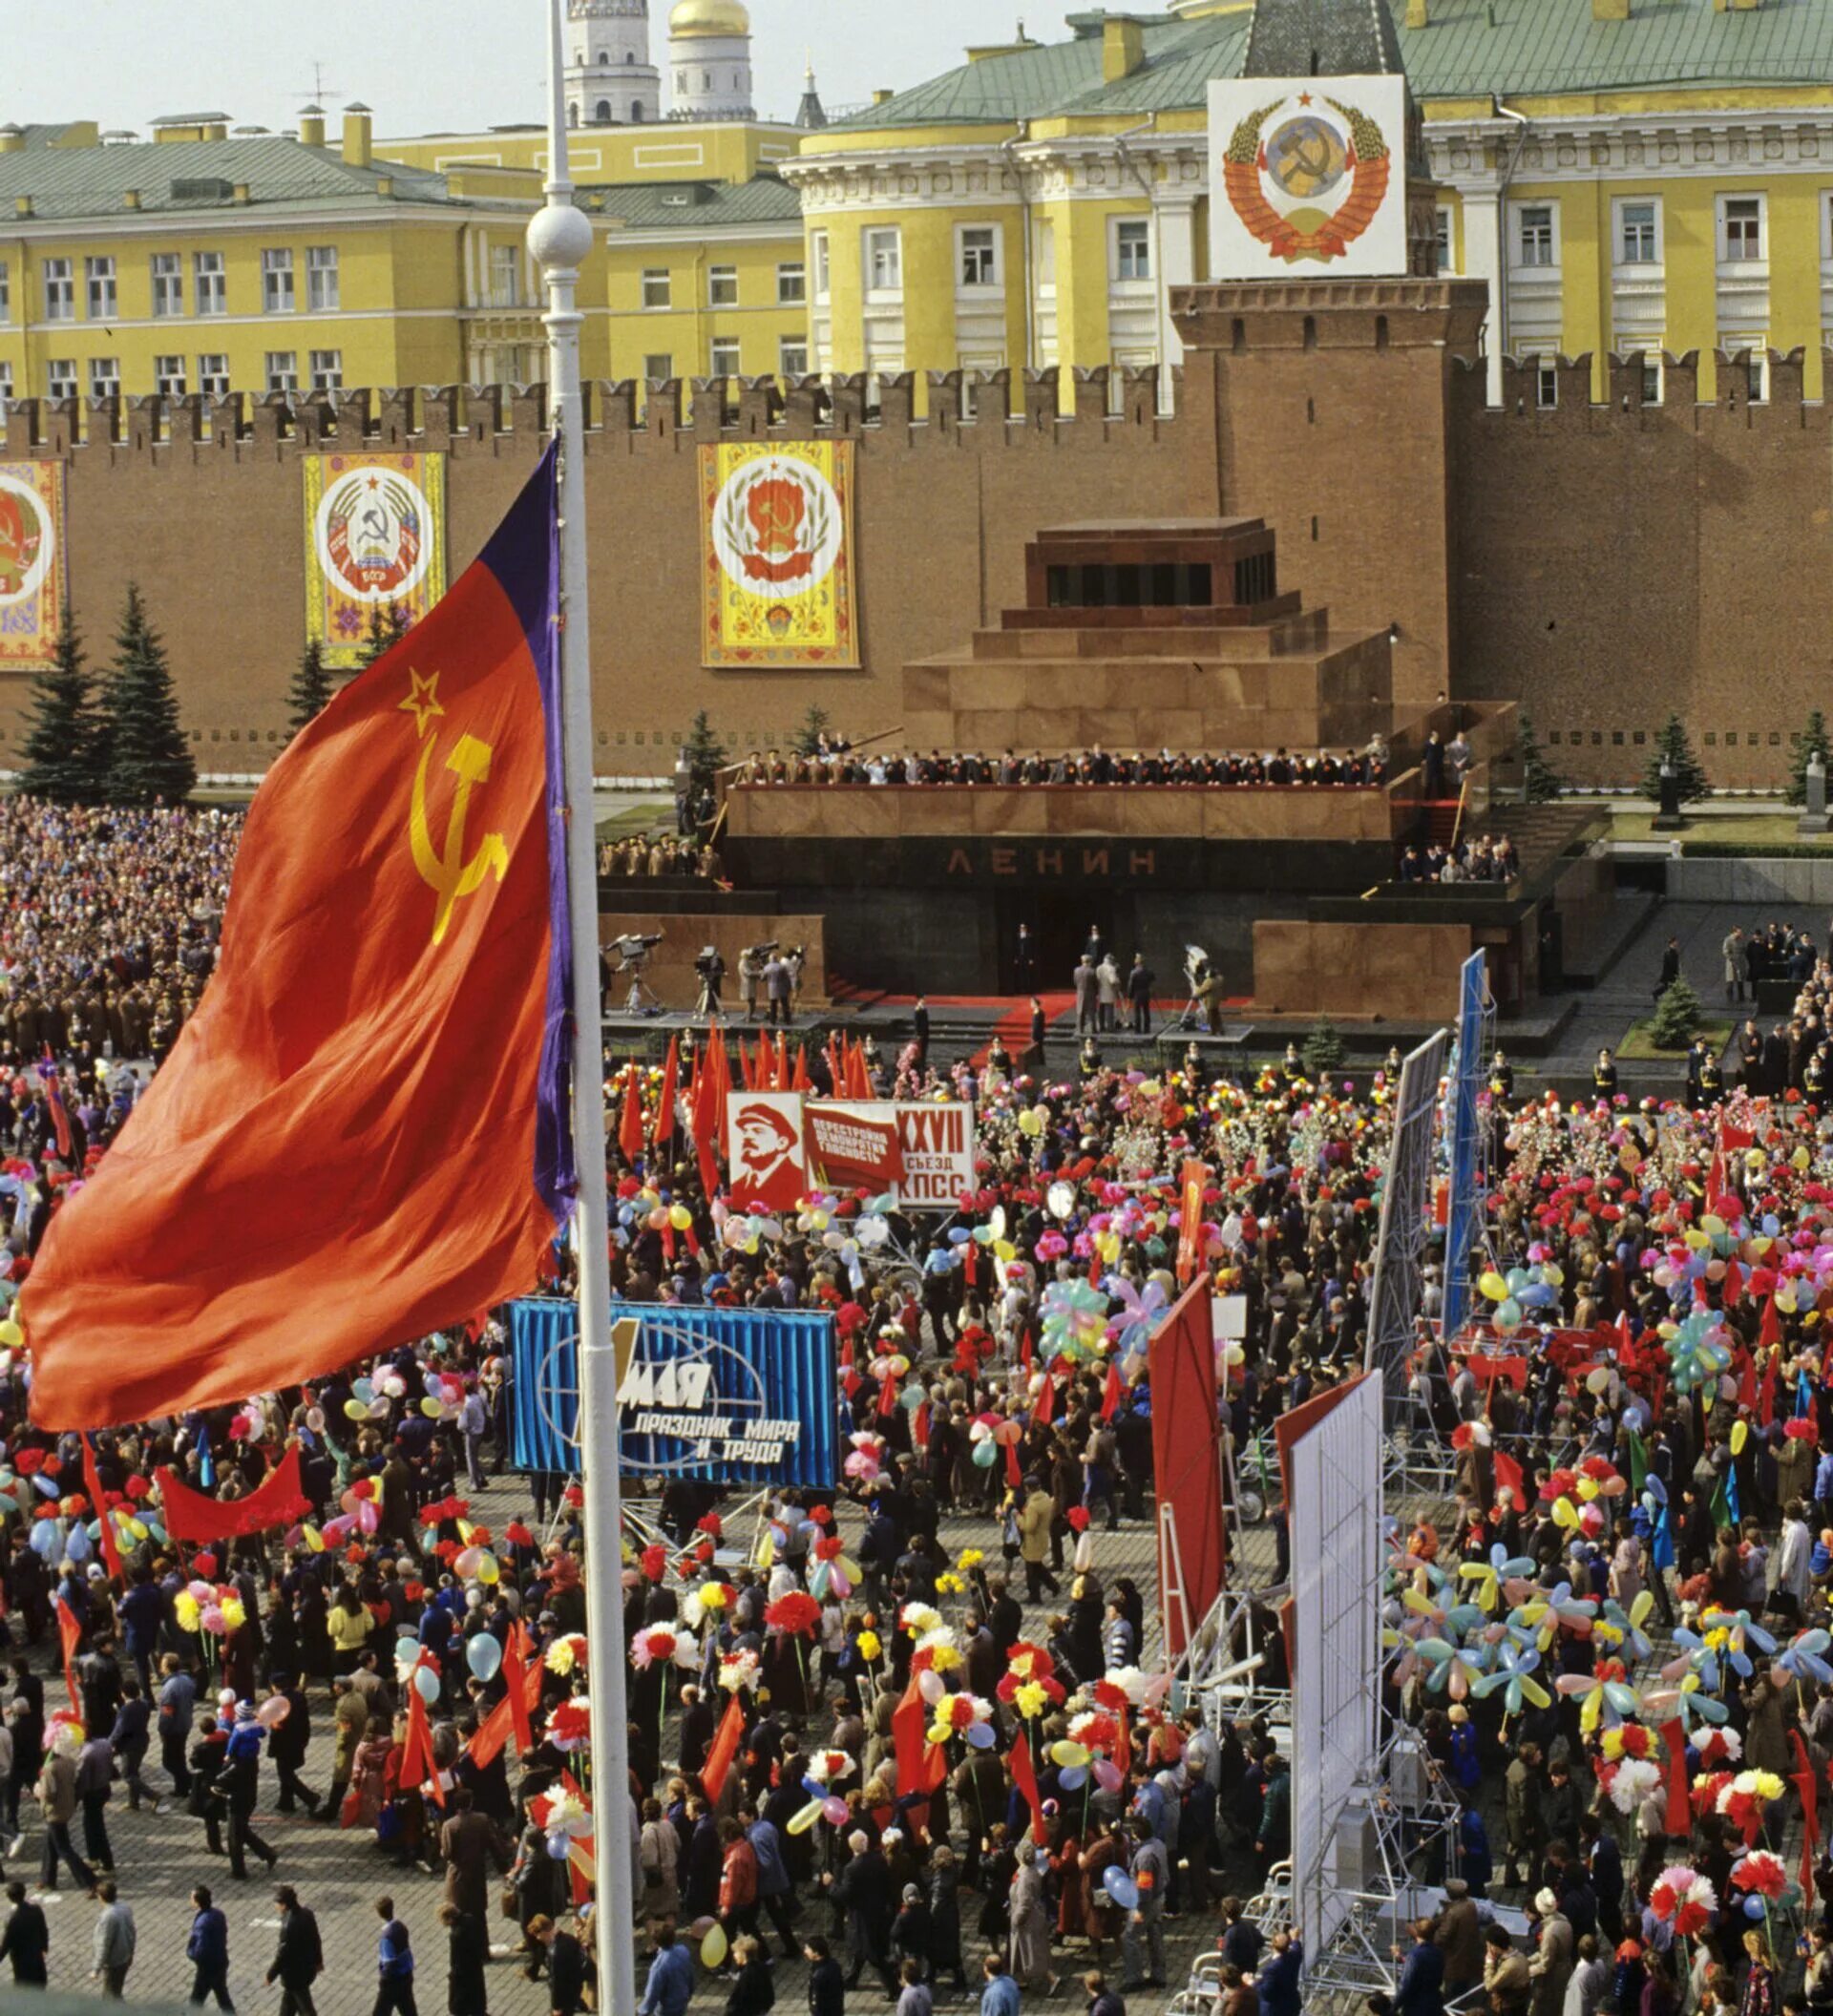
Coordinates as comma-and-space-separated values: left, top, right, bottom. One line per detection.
410, 730, 510, 946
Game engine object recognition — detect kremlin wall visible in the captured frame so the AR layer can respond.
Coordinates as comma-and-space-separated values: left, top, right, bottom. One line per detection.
2, 325, 1826, 791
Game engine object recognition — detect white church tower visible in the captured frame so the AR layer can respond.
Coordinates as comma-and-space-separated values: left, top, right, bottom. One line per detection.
667, 0, 755, 121
565, 0, 662, 127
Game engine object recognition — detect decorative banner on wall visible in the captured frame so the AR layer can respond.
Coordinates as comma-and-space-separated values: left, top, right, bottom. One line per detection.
727, 1091, 811, 1214
304, 451, 448, 668
1208, 74, 1408, 280
0, 460, 66, 670
508, 1295, 840, 1488
699, 440, 859, 667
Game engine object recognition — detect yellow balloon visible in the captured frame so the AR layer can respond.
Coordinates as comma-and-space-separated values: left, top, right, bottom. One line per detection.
670, 1203, 693, 1230
477, 1553, 500, 1585
787, 1800, 823, 1836
1050, 1739, 1091, 1768
700, 1924, 728, 1970
1731, 1418, 1748, 1456
1551, 1498, 1579, 1529
1702, 1215, 1727, 1238
0, 1318, 22, 1349
1019, 1109, 1044, 1137
420, 1397, 444, 1418
1479, 1271, 1508, 1303
303, 1524, 325, 1553
1576, 1477, 1598, 1502
344, 1398, 369, 1420
1631, 1589, 1654, 1628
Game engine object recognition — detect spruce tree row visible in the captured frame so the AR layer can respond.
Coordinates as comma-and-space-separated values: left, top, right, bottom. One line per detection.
18, 583, 196, 806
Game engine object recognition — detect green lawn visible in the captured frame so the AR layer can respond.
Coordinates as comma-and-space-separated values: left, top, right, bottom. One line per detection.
1617, 1016, 1735, 1061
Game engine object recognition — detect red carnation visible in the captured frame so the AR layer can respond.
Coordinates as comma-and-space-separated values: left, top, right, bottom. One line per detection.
1065, 1507, 1090, 1533
641, 1544, 668, 1583
764, 1592, 822, 1637
506, 1522, 534, 1547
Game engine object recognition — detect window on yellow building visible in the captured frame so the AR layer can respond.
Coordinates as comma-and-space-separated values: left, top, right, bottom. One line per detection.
0, 362, 11, 401
710, 335, 740, 377
265, 349, 298, 392
46, 359, 74, 399
1722, 197, 1763, 262
262, 249, 295, 314
151, 252, 183, 318
643, 352, 672, 383
307, 247, 340, 313
1434, 207, 1452, 274
1618, 200, 1658, 265
0, 261, 10, 319
866, 229, 902, 293
959, 226, 1000, 288
43, 259, 74, 322
1516, 207, 1555, 268
708, 265, 738, 307
310, 349, 343, 391
88, 357, 118, 400
195, 251, 225, 316
490, 243, 521, 308
1035, 221, 1055, 287
777, 262, 806, 304
198, 353, 229, 396
155, 355, 186, 395
811, 232, 831, 301
85, 258, 116, 321
1112, 220, 1150, 283
780, 336, 808, 377
642, 267, 671, 309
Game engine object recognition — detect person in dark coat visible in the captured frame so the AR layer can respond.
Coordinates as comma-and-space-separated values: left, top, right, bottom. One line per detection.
1395, 1919, 1446, 2016
806, 1936, 847, 2016
437, 1900, 487, 2016
0, 1878, 50, 1985
829, 1834, 898, 1992
266, 1885, 325, 2016
534, 1915, 587, 2016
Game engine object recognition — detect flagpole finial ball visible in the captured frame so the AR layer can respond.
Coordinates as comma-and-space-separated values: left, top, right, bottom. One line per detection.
528, 201, 594, 272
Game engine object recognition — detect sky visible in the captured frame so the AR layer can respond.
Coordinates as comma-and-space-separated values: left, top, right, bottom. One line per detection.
2, 0, 1016, 138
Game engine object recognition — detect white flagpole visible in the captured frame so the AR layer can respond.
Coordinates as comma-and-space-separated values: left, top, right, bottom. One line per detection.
527, 9, 638, 2013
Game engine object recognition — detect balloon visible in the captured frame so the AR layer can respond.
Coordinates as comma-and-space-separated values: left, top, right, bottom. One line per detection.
256, 1696, 291, 1729
467, 1635, 503, 1682
1494, 1298, 1522, 1335
788, 1799, 824, 1836
964, 1722, 997, 1749
916, 1669, 946, 1705
396, 1635, 422, 1666
413, 1665, 440, 1704
1731, 1419, 1749, 1456
1049, 1740, 1090, 1768
455, 1547, 483, 1581
547, 1835, 570, 1859
1479, 1270, 1508, 1302
973, 1440, 997, 1468
1047, 1182, 1077, 1221
688, 1918, 716, 1940
476, 1554, 500, 1586
700, 1925, 728, 1970
0, 1318, 21, 1349
1059, 1765, 1088, 1791
1102, 1869, 1140, 1912
821, 1796, 850, 1824
670, 1203, 693, 1230
344, 1399, 368, 1420
421, 1397, 445, 1418
1092, 1759, 1124, 1792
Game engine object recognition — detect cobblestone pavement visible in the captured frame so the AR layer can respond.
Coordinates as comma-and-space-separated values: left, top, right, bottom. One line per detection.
0, 1474, 1288, 2015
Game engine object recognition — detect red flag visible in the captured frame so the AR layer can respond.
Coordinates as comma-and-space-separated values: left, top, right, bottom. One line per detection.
690, 1042, 721, 1200
1722, 1259, 1743, 1308
709, 1023, 732, 1147
1759, 1292, 1782, 1351
1759, 1347, 1780, 1428
1008, 1728, 1046, 1844
1033, 1373, 1055, 1426
156, 1446, 308, 1545
468, 1688, 516, 1773
1792, 1729, 1821, 1897
790, 1043, 811, 1092
55, 1594, 83, 1712
399, 1653, 446, 1808
701, 1691, 747, 1801
618, 1064, 646, 1166
42, 1059, 73, 1164
1657, 1718, 1693, 1837
1003, 1438, 1023, 1488
1100, 1356, 1123, 1422
501, 1626, 536, 1758
892, 1671, 930, 1797
653, 1034, 680, 1147
1114, 1705, 1132, 1777
738, 1037, 757, 1093
1492, 1446, 1525, 1507
82, 1434, 123, 1583
23, 452, 571, 1427
1738, 1348, 1759, 1413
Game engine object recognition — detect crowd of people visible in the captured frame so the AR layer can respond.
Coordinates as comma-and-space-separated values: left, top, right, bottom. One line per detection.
4, 796, 1833, 2016
1396, 833, 1522, 886
600, 836, 727, 883
729, 746, 1392, 790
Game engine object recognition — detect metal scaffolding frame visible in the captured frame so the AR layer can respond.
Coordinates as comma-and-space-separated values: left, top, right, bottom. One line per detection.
1364, 1030, 1450, 1430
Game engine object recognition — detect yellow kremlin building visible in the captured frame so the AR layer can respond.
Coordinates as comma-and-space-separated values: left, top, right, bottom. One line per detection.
9, 0, 1833, 408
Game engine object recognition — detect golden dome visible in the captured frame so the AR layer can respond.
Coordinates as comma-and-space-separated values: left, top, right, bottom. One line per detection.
669, 0, 749, 36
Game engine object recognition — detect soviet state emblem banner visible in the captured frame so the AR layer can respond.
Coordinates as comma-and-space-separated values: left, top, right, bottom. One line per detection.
699, 440, 859, 667
1208, 74, 1407, 280
0, 460, 66, 670
304, 451, 449, 668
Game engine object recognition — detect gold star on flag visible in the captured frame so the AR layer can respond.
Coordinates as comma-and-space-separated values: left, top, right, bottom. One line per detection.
399, 667, 444, 739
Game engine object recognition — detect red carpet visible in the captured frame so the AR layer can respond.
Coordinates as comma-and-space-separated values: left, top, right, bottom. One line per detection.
970, 993, 1073, 1069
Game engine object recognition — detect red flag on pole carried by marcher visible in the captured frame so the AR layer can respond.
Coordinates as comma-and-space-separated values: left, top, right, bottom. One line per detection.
81, 1434, 123, 1582
1008, 1728, 1046, 1844
55, 1594, 82, 1712
701, 1692, 747, 1802
618, 1064, 646, 1166
22, 451, 575, 1428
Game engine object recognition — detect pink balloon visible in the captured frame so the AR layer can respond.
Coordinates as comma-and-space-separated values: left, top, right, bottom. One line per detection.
1092, 1759, 1123, 1792
821, 1796, 849, 1825
257, 1695, 291, 1729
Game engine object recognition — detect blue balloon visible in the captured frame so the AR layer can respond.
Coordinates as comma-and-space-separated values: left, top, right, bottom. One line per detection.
1744, 1897, 1766, 1922
964, 1722, 997, 1749
1059, 1765, 1087, 1791
466, 1633, 503, 1683
1102, 1869, 1139, 1912
30, 1518, 58, 1560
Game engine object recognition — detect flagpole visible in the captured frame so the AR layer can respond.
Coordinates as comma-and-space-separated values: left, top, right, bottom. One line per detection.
528, 10, 638, 2015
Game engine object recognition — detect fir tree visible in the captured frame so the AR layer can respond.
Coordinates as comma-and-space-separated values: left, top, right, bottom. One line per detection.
1515, 710, 1566, 805
1301, 1018, 1345, 1080
683, 708, 729, 799
356, 600, 410, 668
1641, 714, 1709, 808
17, 604, 102, 803
286, 639, 335, 734
1786, 709, 1831, 807
1649, 975, 1703, 1050
792, 704, 832, 758
99, 583, 196, 807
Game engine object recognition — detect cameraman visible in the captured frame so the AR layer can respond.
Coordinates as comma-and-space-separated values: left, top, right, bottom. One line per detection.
739, 943, 766, 1022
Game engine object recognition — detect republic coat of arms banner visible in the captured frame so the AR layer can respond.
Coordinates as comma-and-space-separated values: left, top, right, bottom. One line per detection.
0, 460, 67, 671
304, 451, 449, 668
698, 440, 859, 668
1208, 74, 1408, 280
